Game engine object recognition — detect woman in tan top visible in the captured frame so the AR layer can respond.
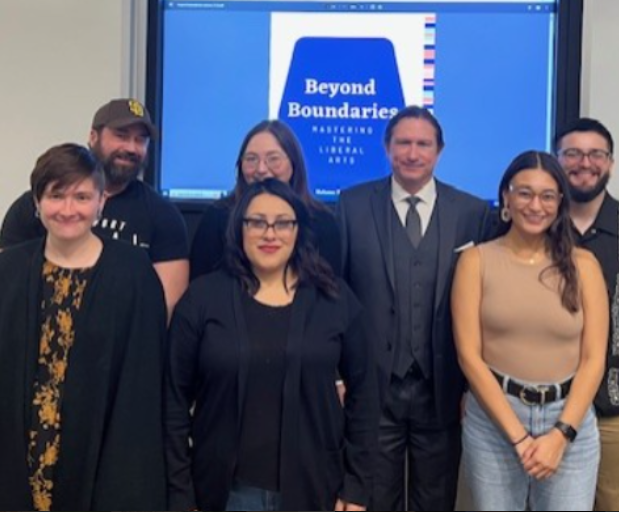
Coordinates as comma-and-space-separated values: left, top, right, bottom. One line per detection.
452, 150, 608, 511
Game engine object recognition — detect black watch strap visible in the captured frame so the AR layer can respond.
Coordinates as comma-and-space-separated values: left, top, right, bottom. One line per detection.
554, 421, 578, 443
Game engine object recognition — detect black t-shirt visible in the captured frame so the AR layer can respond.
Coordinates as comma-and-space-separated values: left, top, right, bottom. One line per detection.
236, 292, 292, 491
574, 192, 619, 417
0, 181, 189, 263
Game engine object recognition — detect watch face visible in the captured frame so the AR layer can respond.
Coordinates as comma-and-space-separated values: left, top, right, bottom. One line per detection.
555, 421, 577, 442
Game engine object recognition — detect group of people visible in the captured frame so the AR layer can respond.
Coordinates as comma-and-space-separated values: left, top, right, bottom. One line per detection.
0, 98, 616, 512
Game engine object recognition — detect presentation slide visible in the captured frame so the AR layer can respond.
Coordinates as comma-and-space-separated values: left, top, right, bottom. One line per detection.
159, 0, 557, 203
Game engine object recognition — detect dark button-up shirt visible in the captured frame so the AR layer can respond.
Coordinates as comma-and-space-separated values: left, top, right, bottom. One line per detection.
574, 192, 619, 416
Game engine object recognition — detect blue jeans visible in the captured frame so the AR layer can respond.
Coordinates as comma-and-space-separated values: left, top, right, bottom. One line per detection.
463, 386, 600, 511
225, 481, 282, 511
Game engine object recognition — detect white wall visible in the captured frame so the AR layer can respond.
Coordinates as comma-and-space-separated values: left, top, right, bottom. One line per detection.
0, 0, 617, 221
0, 0, 137, 220
581, 0, 619, 196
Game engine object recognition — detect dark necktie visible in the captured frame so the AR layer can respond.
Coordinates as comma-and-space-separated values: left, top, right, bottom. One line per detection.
405, 196, 422, 247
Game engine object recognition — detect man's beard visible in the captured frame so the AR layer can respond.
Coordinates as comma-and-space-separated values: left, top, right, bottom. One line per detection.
568, 172, 610, 203
91, 142, 146, 189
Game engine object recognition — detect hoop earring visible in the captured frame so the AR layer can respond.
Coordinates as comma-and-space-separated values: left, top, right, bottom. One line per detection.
500, 207, 511, 223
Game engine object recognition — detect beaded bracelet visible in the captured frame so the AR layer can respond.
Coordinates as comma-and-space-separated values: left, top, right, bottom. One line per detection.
511, 432, 531, 446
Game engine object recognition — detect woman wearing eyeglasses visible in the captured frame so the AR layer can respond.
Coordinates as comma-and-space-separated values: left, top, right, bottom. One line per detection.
166, 178, 378, 511
189, 120, 341, 281
451, 150, 608, 511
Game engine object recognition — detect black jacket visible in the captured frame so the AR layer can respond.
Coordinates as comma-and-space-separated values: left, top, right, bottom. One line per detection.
165, 270, 379, 511
339, 178, 491, 425
0, 239, 167, 511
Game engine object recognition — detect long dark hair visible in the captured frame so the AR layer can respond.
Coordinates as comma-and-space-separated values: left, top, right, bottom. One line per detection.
231, 120, 324, 211
496, 150, 579, 313
225, 178, 338, 298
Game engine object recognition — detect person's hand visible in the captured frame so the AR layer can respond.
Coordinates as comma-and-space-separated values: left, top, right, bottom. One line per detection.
514, 433, 535, 462
521, 430, 568, 480
335, 498, 366, 511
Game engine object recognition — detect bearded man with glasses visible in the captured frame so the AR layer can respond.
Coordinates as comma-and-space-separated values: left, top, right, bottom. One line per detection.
555, 117, 618, 511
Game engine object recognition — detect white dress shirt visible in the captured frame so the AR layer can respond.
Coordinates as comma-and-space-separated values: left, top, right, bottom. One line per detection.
391, 177, 437, 236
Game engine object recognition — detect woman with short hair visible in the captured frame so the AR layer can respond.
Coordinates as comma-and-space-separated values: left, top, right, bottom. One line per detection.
0, 143, 167, 511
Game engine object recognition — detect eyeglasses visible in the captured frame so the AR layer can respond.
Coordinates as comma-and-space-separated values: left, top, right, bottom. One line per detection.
243, 217, 298, 236
509, 185, 562, 207
241, 153, 287, 171
558, 148, 612, 164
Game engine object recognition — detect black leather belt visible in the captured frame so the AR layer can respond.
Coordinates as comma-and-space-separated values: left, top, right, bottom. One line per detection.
492, 370, 572, 406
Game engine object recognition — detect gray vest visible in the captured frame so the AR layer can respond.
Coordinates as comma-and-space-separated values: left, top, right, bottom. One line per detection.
390, 203, 439, 379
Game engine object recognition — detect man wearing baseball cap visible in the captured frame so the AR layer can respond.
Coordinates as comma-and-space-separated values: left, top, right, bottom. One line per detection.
0, 98, 189, 317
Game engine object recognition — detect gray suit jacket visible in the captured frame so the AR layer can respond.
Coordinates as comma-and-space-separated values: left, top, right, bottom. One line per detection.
338, 177, 491, 425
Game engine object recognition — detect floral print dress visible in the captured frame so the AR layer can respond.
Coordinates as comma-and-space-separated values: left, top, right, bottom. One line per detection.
28, 261, 91, 512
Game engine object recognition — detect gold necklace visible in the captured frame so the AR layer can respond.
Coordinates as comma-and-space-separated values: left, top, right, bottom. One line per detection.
502, 239, 545, 265
525, 251, 544, 265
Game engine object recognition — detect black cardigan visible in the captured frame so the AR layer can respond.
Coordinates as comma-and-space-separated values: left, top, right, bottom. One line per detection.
0, 238, 167, 511
165, 270, 379, 511
189, 198, 342, 280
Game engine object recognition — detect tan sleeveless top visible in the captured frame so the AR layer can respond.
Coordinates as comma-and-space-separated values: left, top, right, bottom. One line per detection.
479, 238, 583, 383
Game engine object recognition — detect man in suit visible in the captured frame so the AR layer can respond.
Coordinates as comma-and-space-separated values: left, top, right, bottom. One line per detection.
338, 105, 490, 511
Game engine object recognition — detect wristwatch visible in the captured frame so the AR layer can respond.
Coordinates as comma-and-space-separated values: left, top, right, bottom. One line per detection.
554, 421, 578, 443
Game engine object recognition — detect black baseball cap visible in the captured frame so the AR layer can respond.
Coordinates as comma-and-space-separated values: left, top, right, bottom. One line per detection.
91, 98, 157, 138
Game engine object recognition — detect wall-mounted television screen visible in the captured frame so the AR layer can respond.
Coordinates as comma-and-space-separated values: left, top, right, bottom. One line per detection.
147, 0, 582, 204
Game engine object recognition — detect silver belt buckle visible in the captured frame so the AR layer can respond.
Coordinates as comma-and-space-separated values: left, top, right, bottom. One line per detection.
519, 385, 549, 406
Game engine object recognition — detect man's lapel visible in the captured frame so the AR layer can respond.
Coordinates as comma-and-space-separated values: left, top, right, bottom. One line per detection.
434, 182, 458, 311
370, 178, 396, 293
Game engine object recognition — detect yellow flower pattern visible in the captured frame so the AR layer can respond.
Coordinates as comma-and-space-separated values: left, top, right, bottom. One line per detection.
28, 261, 91, 511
